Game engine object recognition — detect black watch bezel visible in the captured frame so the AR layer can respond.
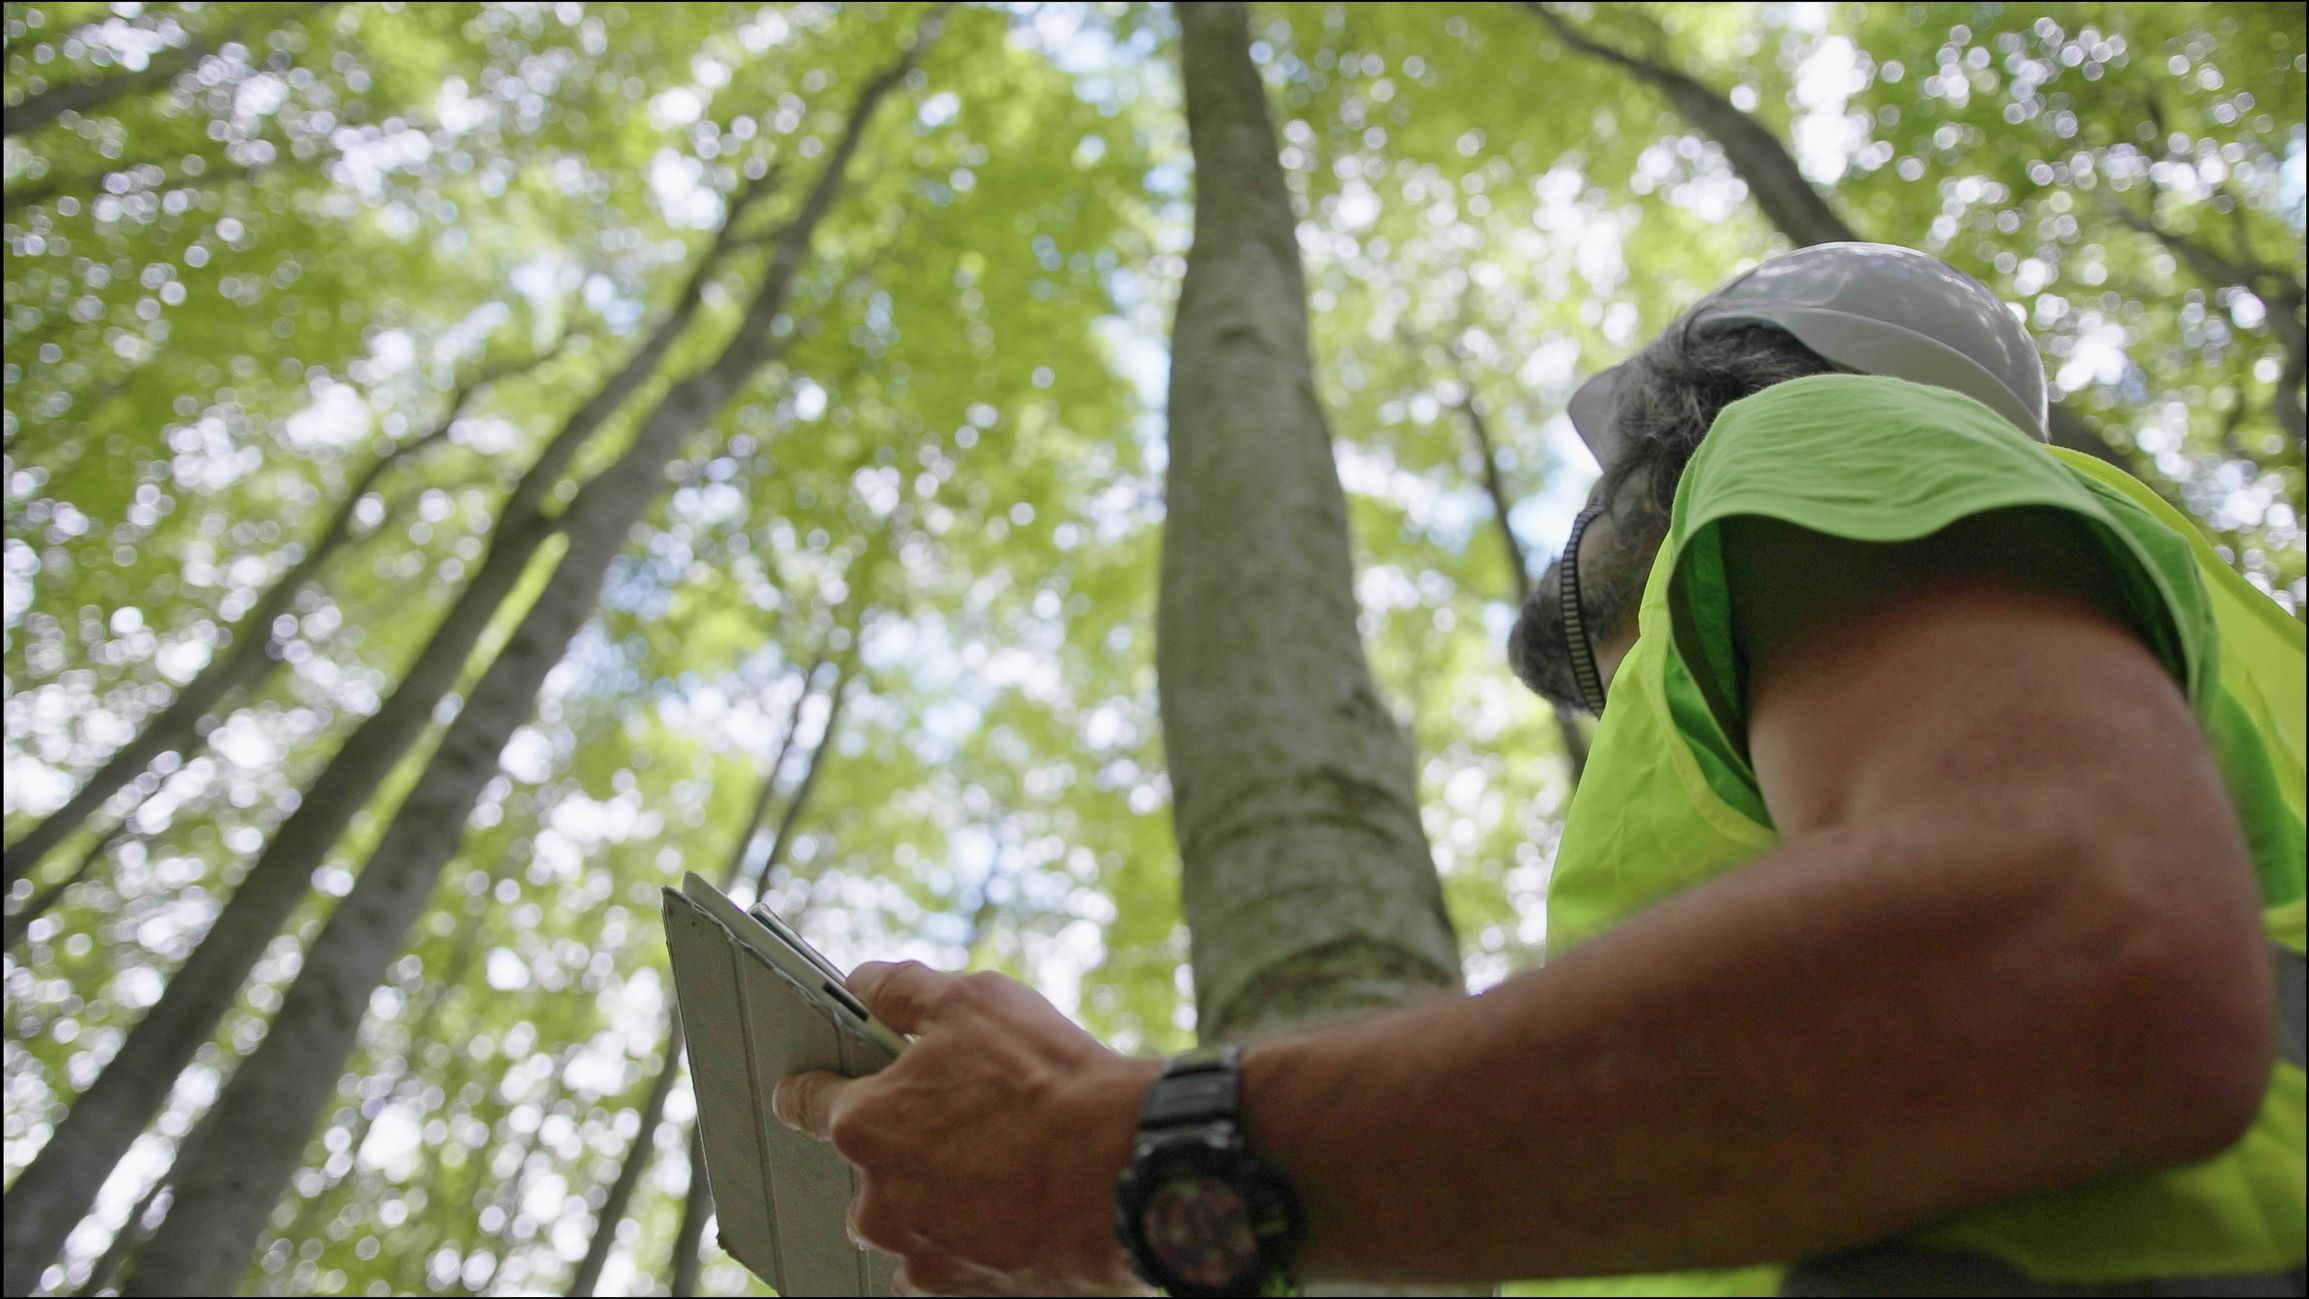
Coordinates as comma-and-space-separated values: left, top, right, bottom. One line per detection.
1114, 1066, 1304, 1297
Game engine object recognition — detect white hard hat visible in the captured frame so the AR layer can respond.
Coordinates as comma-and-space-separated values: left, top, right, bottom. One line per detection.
1567, 242, 2050, 466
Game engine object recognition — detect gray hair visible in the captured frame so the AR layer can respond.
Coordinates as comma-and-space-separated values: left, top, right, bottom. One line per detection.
1503, 323, 1836, 712
1593, 322, 1838, 540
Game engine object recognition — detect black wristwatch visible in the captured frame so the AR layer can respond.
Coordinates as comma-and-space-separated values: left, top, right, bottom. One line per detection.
1113, 1044, 1304, 1297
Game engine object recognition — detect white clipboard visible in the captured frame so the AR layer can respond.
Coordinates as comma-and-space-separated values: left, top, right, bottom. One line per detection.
663, 872, 905, 1296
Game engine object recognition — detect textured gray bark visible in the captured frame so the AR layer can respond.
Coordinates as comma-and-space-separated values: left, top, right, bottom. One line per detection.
118, 22, 940, 1293
4, 345, 551, 888
0, 166, 771, 1299
266, 886, 495, 1259
1163, 2, 1461, 1044
1527, 3, 2133, 471
0, 2, 339, 139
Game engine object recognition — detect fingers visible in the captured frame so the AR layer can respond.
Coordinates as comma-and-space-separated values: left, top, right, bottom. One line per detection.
770, 1069, 850, 1139
891, 1251, 1015, 1297
845, 959, 963, 1035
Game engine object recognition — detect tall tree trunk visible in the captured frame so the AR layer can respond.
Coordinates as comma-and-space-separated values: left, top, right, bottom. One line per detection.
565, 641, 853, 1296
0, 162, 772, 1299
666, 1124, 712, 1297
1525, 3, 2134, 470
120, 21, 941, 1292
465, 1050, 577, 1297
1163, 2, 1461, 1044
264, 881, 497, 1259
0, 2, 339, 139
564, 1019, 687, 1298
4, 343, 552, 888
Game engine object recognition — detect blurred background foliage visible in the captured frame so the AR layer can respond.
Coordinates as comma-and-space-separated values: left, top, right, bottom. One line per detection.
3, 1, 2301, 1294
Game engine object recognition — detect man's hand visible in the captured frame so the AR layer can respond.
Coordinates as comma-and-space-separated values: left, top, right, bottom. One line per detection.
771, 961, 1162, 1297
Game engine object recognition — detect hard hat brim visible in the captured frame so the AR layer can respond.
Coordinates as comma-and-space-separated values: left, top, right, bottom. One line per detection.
1566, 363, 1626, 469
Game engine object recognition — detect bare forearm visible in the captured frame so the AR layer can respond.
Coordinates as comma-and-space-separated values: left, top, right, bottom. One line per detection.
1239, 817, 2263, 1283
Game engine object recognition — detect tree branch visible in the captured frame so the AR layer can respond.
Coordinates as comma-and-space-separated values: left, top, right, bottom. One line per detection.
1403, 324, 1590, 780
2104, 192, 2307, 452
1527, 3, 1859, 247
2, 2, 340, 139
1525, 2, 2139, 471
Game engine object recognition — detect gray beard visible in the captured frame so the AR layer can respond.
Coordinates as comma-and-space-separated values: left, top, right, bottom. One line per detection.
1508, 548, 1645, 717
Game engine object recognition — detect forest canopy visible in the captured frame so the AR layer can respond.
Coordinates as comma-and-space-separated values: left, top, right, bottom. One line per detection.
4, 2, 2304, 1295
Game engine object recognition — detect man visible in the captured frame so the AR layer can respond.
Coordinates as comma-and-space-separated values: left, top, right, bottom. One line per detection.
773, 244, 2307, 1297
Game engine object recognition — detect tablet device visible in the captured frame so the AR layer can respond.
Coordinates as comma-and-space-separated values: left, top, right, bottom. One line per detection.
663, 872, 906, 1296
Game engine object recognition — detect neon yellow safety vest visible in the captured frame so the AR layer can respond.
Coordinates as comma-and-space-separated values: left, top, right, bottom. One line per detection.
1517, 375, 2306, 1297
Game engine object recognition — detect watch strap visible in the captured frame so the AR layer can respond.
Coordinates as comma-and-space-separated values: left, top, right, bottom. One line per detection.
1138, 1044, 1242, 1131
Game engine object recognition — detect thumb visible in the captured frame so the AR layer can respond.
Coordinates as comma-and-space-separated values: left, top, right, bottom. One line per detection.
772, 1070, 850, 1140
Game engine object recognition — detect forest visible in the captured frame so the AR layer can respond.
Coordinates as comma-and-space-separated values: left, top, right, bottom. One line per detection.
3, 1, 2303, 1295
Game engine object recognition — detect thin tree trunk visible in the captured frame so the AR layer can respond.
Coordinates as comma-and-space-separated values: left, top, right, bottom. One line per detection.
746, 651, 858, 899
466, 1051, 577, 1297
0, 170, 772, 1299
564, 1020, 687, 1298
4, 344, 551, 888
1434, 335, 1590, 780
267, 885, 496, 1256
121, 21, 942, 1292
1164, 2, 1461, 1044
1, 2, 339, 139
565, 641, 849, 1296
727, 645, 835, 890
1525, 3, 2134, 470
666, 1124, 712, 1297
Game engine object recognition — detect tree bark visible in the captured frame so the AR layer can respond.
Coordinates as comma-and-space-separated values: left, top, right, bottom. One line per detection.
1163, 2, 1461, 1044
1527, 3, 2134, 470
0, 162, 772, 1299
4, 343, 552, 888
265, 883, 496, 1260
118, 20, 941, 1293
1, 2, 339, 139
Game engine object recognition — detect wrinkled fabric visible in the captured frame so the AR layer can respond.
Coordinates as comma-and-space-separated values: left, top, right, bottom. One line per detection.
1528, 375, 2305, 1294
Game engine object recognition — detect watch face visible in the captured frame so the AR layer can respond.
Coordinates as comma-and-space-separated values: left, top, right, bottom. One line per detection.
1140, 1173, 1261, 1290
